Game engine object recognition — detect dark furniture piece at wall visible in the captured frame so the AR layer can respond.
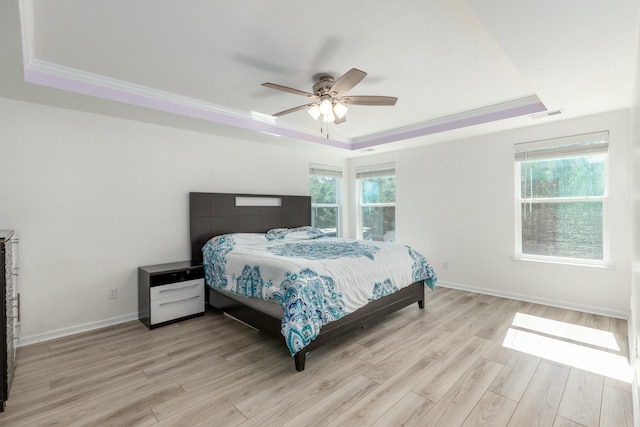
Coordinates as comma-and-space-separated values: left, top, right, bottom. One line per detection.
0, 230, 18, 412
189, 192, 426, 371
138, 261, 205, 329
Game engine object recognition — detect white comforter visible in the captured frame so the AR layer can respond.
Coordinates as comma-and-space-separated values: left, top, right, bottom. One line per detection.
202, 227, 436, 355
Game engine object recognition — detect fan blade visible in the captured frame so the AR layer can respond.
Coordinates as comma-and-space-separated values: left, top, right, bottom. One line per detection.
272, 103, 317, 117
334, 116, 346, 125
341, 95, 398, 106
262, 83, 316, 98
329, 68, 367, 96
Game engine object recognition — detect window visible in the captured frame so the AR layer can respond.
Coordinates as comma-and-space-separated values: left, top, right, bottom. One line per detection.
356, 163, 396, 242
309, 164, 342, 237
515, 131, 609, 265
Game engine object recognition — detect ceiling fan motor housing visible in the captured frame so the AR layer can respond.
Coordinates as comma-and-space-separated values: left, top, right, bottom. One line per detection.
313, 75, 336, 96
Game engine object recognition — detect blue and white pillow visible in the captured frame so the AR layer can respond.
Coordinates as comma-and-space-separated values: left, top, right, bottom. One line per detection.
265, 226, 327, 241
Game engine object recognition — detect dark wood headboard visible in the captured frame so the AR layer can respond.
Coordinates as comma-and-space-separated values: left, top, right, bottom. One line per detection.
189, 192, 311, 263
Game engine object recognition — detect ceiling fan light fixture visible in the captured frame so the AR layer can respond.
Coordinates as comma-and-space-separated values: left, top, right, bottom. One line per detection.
308, 104, 321, 120
333, 103, 348, 119
319, 98, 333, 115
322, 111, 336, 123
262, 68, 397, 131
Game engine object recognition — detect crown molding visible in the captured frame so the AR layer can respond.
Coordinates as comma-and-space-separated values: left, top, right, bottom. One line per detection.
352, 95, 546, 150
18, 0, 546, 150
18, 0, 34, 69
23, 59, 354, 149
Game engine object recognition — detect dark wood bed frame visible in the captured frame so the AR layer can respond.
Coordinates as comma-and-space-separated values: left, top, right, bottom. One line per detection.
189, 192, 425, 371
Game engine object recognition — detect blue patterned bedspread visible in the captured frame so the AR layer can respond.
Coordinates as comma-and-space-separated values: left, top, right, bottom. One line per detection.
202, 226, 437, 356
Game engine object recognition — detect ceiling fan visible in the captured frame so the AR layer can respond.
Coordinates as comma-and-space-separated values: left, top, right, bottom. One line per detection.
262, 68, 397, 125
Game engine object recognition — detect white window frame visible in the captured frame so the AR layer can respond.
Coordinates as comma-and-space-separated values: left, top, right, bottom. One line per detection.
514, 131, 610, 267
309, 164, 343, 237
355, 163, 396, 241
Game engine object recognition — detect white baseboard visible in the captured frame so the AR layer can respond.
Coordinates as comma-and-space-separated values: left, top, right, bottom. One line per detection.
437, 280, 629, 320
17, 282, 629, 346
17, 312, 139, 347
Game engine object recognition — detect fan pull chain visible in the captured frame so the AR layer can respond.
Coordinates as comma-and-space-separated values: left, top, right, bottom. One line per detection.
319, 122, 329, 139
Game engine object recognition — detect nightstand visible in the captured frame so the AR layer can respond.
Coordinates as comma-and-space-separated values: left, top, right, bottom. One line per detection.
138, 261, 205, 329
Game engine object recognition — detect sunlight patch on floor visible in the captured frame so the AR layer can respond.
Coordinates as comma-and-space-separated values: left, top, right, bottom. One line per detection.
511, 312, 621, 351
502, 313, 630, 383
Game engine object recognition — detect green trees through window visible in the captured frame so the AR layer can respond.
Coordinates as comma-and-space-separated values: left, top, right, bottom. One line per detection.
309, 174, 340, 237
519, 154, 607, 261
359, 173, 396, 242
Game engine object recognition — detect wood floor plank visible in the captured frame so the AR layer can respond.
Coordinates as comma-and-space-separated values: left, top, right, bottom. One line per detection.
4, 377, 181, 426
154, 399, 248, 427
553, 416, 585, 427
1, 369, 151, 420
423, 292, 478, 323
507, 360, 570, 427
281, 375, 381, 427
62, 381, 185, 427
326, 356, 441, 426
359, 321, 445, 366
0, 291, 633, 427
412, 335, 494, 402
562, 309, 589, 326
522, 302, 552, 317
603, 331, 632, 388
609, 317, 627, 335
488, 351, 541, 402
542, 306, 569, 322
362, 340, 442, 385
585, 313, 611, 331
461, 391, 517, 427
472, 293, 500, 305
472, 303, 521, 342
50, 352, 171, 390
370, 391, 434, 427
433, 299, 491, 332
483, 329, 518, 365
421, 330, 473, 362
152, 358, 293, 421
557, 368, 604, 427
446, 297, 512, 337
419, 357, 504, 427
235, 357, 369, 423
599, 385, 633, 427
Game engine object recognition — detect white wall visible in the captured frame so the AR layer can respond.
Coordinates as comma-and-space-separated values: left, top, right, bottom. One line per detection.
0, 97, 347, 343
0, 95, 633, 345
349, 110, 632, 317
629, 16, 640, 422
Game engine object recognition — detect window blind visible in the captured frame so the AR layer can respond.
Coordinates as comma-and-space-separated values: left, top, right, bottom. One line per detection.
514, 131, 608, 161
355, 162, 396, 179
309, 163, 343, 178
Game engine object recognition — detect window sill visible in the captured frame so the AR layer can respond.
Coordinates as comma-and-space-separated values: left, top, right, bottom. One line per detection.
511, 256, 614, 270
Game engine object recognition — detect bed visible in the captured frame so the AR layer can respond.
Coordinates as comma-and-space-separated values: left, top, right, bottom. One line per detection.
189, 192, 436, 371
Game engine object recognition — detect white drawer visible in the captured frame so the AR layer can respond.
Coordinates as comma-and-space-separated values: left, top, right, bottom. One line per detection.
150, 289, 204, 325
151, 279, 203, 301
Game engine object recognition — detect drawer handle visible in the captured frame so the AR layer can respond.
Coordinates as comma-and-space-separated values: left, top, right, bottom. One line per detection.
11, 294, 19, 322
158, 283, 200, 293
159, 295, 200, 306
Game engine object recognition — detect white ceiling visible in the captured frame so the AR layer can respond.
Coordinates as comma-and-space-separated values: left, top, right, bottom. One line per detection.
4, 0, 640, 153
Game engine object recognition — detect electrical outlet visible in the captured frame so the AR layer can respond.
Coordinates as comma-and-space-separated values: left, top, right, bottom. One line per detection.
108, 288, 117, 300
442, 261, 448, 270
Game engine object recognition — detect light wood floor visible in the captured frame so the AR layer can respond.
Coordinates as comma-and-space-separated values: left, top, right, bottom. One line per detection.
0, 287, 633, 426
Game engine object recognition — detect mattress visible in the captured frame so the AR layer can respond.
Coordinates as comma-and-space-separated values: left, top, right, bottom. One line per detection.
202, 226, 437, 355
